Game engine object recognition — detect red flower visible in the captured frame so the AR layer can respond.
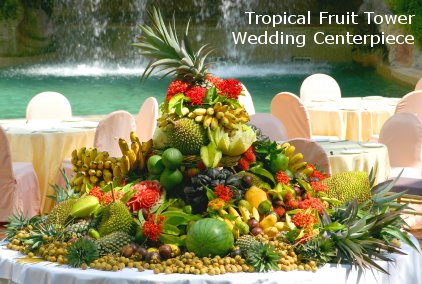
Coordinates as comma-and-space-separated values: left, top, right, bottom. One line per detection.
284, 191, 294, 202
291, 210, 318, 228
309, 181, 328, 192
126, 181, 163, 212
166, 80, 189, 102
274, 206, 286, 217
185, 86, 207, 105
214, 184, 233, 202
276, 170, 290, 185
243, 146, 255, 163
206, 74, 223, 86
238, 158, 250, 171
216, 79, 243, 100
143, 214, 166, 241
102, 190, 124, 206
307, 164, 327, 181
298, 197, 324, 214
88, 186, 103, 200
286, 199, 299, 209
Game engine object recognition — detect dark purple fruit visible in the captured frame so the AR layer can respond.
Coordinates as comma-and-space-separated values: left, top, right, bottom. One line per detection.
142, 208, 149, 219
159, 244, 172, 259
242, 175, 253, 187
120, 245, 134, 258
136, 247, 148, 260
129, 243, 139, 251
293, 186, 301, 196
247, 218, 259, 229
251, 227, 263, 236
146, 251, 161, 263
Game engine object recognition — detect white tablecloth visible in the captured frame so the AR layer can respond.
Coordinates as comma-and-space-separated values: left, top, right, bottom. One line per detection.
306, 97, 399, 141
0, 236, 421, 284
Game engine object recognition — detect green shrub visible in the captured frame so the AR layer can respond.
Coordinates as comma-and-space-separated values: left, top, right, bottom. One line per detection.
0, 0, 22, 20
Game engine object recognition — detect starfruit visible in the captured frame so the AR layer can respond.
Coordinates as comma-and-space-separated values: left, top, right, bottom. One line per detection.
210, 124, 256, 156
70, 195, 100, 218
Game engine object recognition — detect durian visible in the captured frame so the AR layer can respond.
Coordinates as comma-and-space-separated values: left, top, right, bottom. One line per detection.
167, 118, 209, 155
96, 231, 133, 256
46, 199, 77, 226
98, 201, 133, 236
322, 171, 372, 204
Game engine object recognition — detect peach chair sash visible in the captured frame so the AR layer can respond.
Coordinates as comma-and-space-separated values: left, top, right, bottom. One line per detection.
26, 92, 72, 120
287, 138, 331, 175
300, 73, 341, 102
0, 126, 15, 218
94, 111, 136, 157
136, 97, 159, 143
249, 113, 288, 141
270, 92, 311, 139
395, 90, 422, 119
379, 112, 422, 169
415, 78, 422, 91
238, 84, 256, 115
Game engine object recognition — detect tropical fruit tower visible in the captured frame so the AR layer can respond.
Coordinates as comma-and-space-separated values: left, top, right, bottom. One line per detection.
3, 8, 416, 276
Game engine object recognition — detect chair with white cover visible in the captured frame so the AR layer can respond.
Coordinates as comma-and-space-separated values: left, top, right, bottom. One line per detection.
0, 126, 40, 222
287, 138, 331, 175
300, 73, 341, 102
94, 110, 137, 157
415, 78, 422, 91
270, 92, 344, 140
26, 92, 72, 120
395, 90, 422, 119
136, 97, 159, 142
249, 113, 288, 142
379, 112, 422, 178
238, 84, 256, 115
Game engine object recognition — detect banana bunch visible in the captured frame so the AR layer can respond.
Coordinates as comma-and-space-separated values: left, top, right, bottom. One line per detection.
216, 206, 250, 239
69, 147, 120, 192
187, 102, 250, 134
118, 131, 153, 176
280, 142, 308, 174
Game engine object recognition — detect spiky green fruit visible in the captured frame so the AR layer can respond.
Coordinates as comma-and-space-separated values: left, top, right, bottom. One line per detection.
70, 196, 100, 218
64, 219, 96, 239
67, 239, 99, 267
167, 118, 209, 155
95, 231, 133, 256
236, 235, 259, 253
245, 242, 280, 272
98, 202, 133, 236
47, 199, 77, 226
322, 171, 372, 204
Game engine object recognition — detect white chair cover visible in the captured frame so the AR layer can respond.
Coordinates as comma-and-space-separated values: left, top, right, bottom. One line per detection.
238, 84, 256, 115
26, 92, 72, 120
136, 97, 159, 143
249, 113, 288, 141
395, 90, 422, 120
94, 111, 136, 157
287, 138, 331, 175
270, 92, 311, 139
415, 77, 422, 91
300, 73, 341, 102
379, 112, 422, 178
0, 126, 40, 221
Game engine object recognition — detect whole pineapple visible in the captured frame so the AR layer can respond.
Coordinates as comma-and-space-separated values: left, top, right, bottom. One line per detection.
64, 219, 95, 240
236, 235, 259, 253
244, 242, 280, 272
96, 231, 133, 256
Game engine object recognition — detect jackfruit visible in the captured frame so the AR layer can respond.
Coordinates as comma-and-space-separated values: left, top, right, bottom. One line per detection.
98, 201, 133, 236
167, 118, 209, 155
321, 171, 372, 204
47, 199, 77, 226
96, 231, 133, 256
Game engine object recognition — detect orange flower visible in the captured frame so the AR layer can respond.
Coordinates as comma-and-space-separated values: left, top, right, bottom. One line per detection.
208, 198, 226, 211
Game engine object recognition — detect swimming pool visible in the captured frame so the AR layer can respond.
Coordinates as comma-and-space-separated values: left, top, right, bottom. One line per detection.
0, 62, 412, 119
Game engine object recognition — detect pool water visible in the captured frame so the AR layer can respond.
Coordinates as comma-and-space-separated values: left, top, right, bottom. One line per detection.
0, 63, 412, 119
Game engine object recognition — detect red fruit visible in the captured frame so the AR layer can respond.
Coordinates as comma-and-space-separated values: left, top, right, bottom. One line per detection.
286, 199, 299, 209
274, 207, 286, 217
293, 186, 301, 196
284, 191, 293, 202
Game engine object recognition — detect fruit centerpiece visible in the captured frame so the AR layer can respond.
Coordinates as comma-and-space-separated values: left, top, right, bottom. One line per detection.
2, 7, 417, 278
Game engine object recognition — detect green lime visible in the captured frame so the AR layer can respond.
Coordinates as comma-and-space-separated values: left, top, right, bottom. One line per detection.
269, 153, 289, 173
160, 168, 183, 191
258, 200, 273, 215
162, 148, 183, 169
238, 199, 253, 212
147, 155, 165, 175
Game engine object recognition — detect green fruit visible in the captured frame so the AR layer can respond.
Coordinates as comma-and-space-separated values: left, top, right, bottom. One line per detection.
147, 174, 161, 181
258, 200, 273, 215
238, 199, 253, 212
269, 153, 289, 173
147, 155, 165, 174
70, 196, 100, 218
88, 229, 100, 240
285, 169, 294, 179
161, 148, 183, 169
47, 198, 77, 226
167, 118, 209, 155
98, 201, 133, 236
186, 218, 234, 257
96, 231, 133, 256
160, 168, 183, 191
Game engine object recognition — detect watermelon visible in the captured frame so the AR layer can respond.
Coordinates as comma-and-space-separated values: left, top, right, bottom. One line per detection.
185, 218, 234, 257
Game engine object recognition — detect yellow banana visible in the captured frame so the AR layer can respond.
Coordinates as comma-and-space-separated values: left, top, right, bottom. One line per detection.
76, 160, 82, 167
141, 139, 153, 153
83, 153, 92, 166
239, 206, 251, 223
95, 170, 103, 177
221, 117, 229, 126
187, 112, 196, 119
223, 219, 234, 231
71, 149, 78, 161
130, 131, 141, 144
90, 175, 99, 184
119, 138, 130, 154
94, 151, 109, 163
121, 155, 130, 175
210, 117, 219, 130
288, 153, 303, 165
103, 169, 113, 182
290, 161, 308, 172
99, 181, 106, 187
218, 209, 229, 217
232, 227, 240, 239
280, 142, 290, 149
193, 108, 207, 115
72, 175, 84, 186
206, 108, 214, 115
195, 115, 204, 123
89, 161, 97, 169
88, 169, 96, 176
97, 161, 104, 170
131, 142, 140, 159
228, 206, 241, 220
77, 147, 86, 160
181, 107, 190, 116
213, 102, 222, 111
284, 145, 296, 158
301, 166, 314, 176
104, 160, 112, 169
203, 115, 212, 128
88, 148, 98, 160
251, 207, 260, 221
124, 149, 137, 169
215, 112, 224, 120
112, 164, 122, 178
138, 150, 145, 170
263, 226, 278, 238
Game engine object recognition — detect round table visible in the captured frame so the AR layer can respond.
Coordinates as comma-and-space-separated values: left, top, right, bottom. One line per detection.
306, 97, 399, 141
0, 236, 421, 284
1, 119, 97, 213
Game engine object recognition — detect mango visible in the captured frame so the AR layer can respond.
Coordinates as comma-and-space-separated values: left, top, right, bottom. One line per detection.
259, 214, 278, 230
244, 186, 268, 209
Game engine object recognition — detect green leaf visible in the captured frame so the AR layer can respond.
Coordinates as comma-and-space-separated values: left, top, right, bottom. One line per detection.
200, 142, 222, 168
324, 222, 345, 232
249, 165, 275, 186
162, 211, 199, 226
162, 223, 180, 236
168, 93, 189, 113
206, 187, 217, 200
204, 87, 217, 104
159, 234, 185, 246
120, 190, 136, 204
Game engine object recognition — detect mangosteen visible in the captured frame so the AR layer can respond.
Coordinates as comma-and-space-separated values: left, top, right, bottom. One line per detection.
251, 227, 263, 236
159, 244, 172, 259
136, 247, 148, 260
242, 175, 253, 187
120, 245, 134, 258
146, 251, 161, 263
247, 218, 259, 229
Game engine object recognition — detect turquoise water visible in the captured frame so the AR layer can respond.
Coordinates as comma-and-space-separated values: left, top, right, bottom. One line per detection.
0, 63, 412, 119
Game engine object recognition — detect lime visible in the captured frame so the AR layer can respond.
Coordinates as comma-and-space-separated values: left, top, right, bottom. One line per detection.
160, 168, 183, 191
269, 153, 289, 173
162, 148, 183, 169
258, 200, 273, 215
147, 155, 165, 175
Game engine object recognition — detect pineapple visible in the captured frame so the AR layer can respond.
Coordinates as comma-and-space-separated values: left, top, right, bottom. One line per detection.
95, 231, 133, 256
67, 239, 99, 268
236, 235, 259, 253
244, 242, 280, 272
133, 7, 213, 84
48, 169, 79, 204
64, 219, 93, 240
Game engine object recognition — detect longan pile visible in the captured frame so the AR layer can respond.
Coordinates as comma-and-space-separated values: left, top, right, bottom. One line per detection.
37, 241, 69, 264
89, 255, 138, 271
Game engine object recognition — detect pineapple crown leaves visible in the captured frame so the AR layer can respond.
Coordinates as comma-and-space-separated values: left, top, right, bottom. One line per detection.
245, 242, 280, 272
48, 169, 78, 204
133, 7, 214, 83
67, 238, 99, 267
4, 212, 42, 241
